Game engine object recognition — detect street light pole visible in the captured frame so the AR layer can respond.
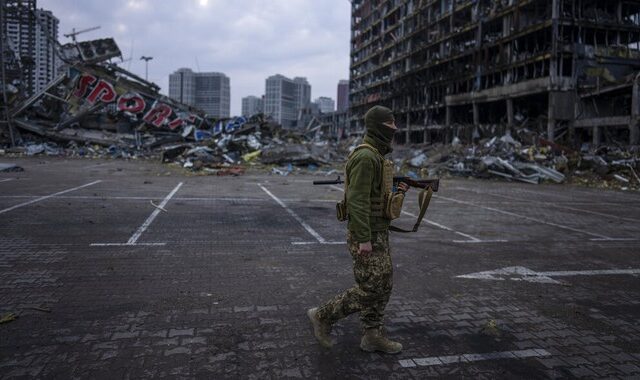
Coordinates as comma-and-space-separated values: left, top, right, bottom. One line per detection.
140, 56, 153, 81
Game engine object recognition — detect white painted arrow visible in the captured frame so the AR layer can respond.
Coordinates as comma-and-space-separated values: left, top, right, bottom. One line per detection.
456, 266, 640, 284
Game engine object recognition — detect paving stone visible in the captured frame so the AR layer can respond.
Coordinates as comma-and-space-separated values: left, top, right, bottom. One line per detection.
164, 347, 191, 356
613, 364, 640, 374
1, 160, 639, 378
112, 331, 140, 340
567, 366, 598, 378
168, 328, 194, 338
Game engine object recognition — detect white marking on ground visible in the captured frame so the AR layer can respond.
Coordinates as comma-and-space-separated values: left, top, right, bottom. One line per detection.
0, 180, 102, 215
452, 239, 510, 244
399, 349, 551, 368
259, 184, 327, 244
513, 187, 640, 206
401, 210, 484, 243
90, 243, 167, 247
0, 195, 336, 203
435, 194, 616, 240
0, 178, 15, 183
126, 182, 183, 245
291, 241, 346, 245
459, 188, 640, 224
456, 266, 640, 284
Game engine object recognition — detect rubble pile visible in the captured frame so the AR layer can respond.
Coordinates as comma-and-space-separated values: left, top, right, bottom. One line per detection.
395, 132, 640, 189
0, 37, 342, 175
2, 36, 638, 188
158, 116, 343, 174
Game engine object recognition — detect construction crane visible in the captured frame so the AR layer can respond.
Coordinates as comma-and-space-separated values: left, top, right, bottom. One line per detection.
64, 26, 101, 43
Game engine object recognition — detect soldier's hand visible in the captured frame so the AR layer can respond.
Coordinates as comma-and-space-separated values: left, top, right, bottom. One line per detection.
397, 182, 409, 193
358, 241, 373, 256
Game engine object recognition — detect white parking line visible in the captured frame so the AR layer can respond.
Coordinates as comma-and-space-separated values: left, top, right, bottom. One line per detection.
90, 182, 183, 247
126, 182, 183, 245
259, 184, 329, 244
291, 241, 346, 245
90, 243, 167, 247
458, 188, 640, 224
401, 211, 470, 241
0, 180, 102, 215
0, 178, 15, 183
399, 349, 551, 368
329, 185, 502, 244
435, 194, 621, 240
0, 195, 336, 203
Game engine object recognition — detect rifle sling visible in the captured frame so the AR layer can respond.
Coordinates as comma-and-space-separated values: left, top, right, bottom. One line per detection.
389, 187, 433, 233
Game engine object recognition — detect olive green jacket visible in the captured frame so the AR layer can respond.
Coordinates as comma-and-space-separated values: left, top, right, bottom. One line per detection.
346, 135, 392, 243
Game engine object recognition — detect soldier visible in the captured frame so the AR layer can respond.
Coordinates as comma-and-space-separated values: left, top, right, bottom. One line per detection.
307, 105, 409, 354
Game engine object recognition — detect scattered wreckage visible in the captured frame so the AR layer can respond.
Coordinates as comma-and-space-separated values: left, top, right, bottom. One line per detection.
1, 37, 638, 188
0, 37, 339, 174
395, 131, 640, 189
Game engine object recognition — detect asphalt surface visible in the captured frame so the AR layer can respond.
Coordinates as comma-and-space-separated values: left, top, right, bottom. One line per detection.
0, 157, 639, 379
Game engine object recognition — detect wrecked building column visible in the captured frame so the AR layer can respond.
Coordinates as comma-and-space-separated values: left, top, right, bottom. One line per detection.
423, 113, 430, 144
630, 124, 639, 145
547, 94, 556, 142
506, 98, 514, 132
473, 102, 479, 126
405, 113, 411, 144
631, 75, 640, 145
547, 0, 559, 143
445, 105, 451, 128
593, 126, 601, 147
548, 119, 557, 143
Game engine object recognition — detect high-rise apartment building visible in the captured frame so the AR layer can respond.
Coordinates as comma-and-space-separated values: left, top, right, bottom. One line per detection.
337, 79, 349, 112
241, 95, 264, 117
169, 68, 196, 106
2, 1, 59, 96
293, 77, 311, 111
169, 68, 230, 118
350, 0, 640, 145
314, 96, 335, 114
33, 9, 58, 93
264, 74, 311, 128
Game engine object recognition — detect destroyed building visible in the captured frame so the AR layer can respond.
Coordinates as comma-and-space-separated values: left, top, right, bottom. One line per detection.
349, 0, 640, 147
1, 0, 37, 97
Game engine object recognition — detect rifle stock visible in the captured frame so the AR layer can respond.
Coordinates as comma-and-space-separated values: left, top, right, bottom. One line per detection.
394, 177, 439, 192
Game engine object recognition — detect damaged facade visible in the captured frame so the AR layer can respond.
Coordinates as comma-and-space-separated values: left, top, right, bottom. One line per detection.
349, 0, 640, 147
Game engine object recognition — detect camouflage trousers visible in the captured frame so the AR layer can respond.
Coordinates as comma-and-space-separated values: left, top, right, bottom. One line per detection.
316, 230, 393, 330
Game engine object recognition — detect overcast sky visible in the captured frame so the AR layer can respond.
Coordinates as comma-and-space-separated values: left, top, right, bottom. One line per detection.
39, 0, 351, 116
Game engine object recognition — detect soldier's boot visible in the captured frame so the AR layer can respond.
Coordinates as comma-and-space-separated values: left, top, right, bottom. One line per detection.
307, 307, 333, 348
360, 328, 402, 354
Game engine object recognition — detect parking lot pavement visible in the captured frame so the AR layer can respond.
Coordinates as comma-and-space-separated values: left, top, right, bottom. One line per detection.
1, 157, 639, 379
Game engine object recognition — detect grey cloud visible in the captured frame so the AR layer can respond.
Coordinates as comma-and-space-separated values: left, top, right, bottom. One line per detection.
40, 0, 350, 115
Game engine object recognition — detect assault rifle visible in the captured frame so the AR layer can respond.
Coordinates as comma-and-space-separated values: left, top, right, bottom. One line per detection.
313, 176, 439, 192
314, 176, 439, 233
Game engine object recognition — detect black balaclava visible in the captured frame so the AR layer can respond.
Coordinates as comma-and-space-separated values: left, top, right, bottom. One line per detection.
363, 105, 395, 155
